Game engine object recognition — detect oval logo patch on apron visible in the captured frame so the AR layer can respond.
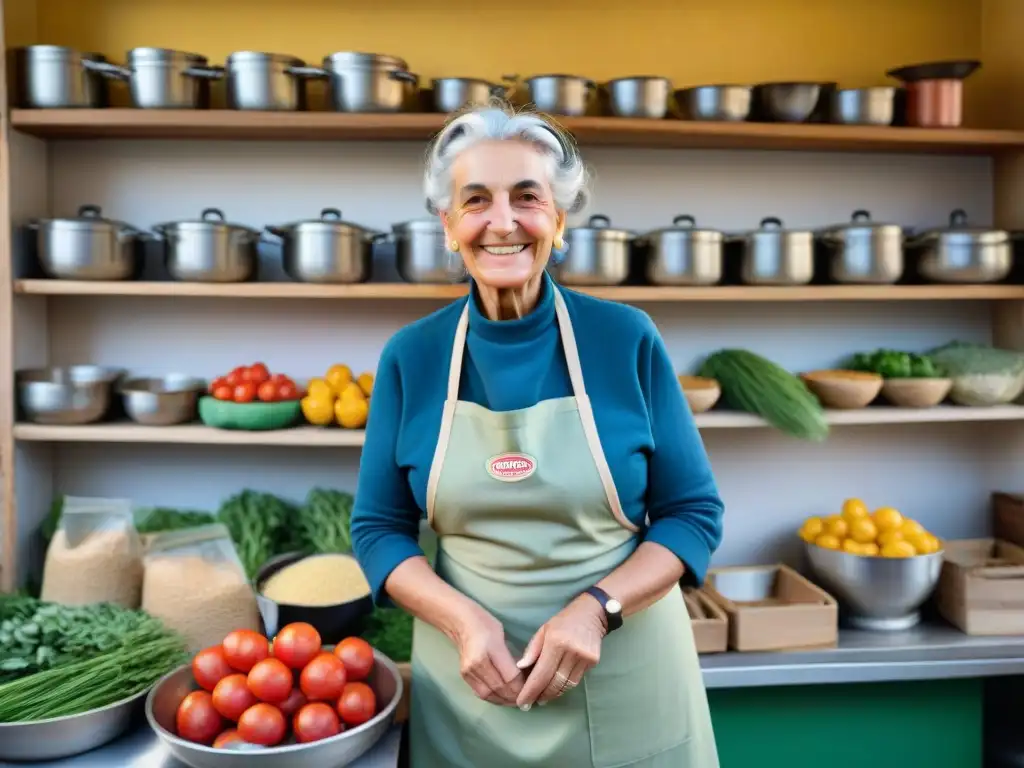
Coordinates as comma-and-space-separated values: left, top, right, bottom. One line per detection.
486, 453, 537, 482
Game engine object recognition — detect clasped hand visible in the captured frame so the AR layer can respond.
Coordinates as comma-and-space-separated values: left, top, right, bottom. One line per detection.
455, 596, 606, 710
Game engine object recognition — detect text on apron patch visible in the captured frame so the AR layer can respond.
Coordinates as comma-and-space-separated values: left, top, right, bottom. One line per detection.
486, 453, 537, 482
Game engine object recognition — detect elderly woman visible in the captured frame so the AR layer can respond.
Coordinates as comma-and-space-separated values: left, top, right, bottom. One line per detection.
351, 102, 724, 767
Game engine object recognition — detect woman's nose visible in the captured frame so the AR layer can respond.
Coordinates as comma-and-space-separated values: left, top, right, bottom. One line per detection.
487, 197, 516, 234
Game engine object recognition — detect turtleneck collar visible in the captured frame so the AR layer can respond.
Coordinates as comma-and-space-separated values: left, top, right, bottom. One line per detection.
467, 271, 557, 344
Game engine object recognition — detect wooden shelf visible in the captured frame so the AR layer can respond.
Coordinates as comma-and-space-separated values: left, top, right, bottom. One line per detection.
11, 110, 1024, 155
15, 280, 1024, 302
15, 406, 1024, 445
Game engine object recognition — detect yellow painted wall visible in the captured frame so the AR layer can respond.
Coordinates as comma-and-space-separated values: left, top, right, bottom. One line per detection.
17, 0, 979, 89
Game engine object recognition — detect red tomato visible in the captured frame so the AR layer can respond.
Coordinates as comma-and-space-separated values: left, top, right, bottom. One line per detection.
222, 630, 270, 673
208, 377, 227, 395
212, 385, 234, 401
293, 702, 342, 744
176, 691, 224, 745
269, 373, 287, 385
225, 367, 246, 387
276, 382, 299, 401
247, 658, 294, 704
273, 623, 322, 670
237, 703, 287, 747
257, 381, 278, 403
247, 363, 270, 385
213, 729, 243, 749
337, 682, 377, 727
333, 637, 374, 682
192, 646, 233, 692
299, 652, 347, 702
211, 673, 257, 721
277, 688, 308, 717
233, 382, 257, 403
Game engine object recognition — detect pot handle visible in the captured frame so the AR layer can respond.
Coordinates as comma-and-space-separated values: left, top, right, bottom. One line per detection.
185, 65, 225, 80
286, 65, 330, 79
78, 204, 103, 219
320, 208, 342, 221
372, 231, 394, 243
851, 209, 872, 222
672, 214, 697, 228
948, 208, 969, 228
759, 216, 783, 229
82, 60, 131, 80
201, 208, 226, 222
389, 70, 419, 87
588, 214, 612, 228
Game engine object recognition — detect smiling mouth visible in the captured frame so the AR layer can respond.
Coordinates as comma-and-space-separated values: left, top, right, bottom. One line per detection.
478, 244, 531, 255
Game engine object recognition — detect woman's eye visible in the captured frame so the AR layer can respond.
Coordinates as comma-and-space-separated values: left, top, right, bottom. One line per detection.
519, 193, 539, 202
465, 195, 485, 205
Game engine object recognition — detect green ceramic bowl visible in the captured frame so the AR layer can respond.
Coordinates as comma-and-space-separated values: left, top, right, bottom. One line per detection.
198, 397, 302, 431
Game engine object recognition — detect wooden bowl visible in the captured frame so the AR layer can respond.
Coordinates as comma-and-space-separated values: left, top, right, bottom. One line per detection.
800, 370, 883, 409
881, 377, 952, 408
679, 376, 721, 413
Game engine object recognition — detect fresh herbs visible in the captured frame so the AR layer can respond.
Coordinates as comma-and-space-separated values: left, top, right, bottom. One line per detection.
844, 349, 944, 379
216, 490, 298, 579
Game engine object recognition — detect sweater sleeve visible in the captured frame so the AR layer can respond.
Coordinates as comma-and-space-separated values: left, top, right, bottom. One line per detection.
639, 325, 725, 586
351, 338, 425, 606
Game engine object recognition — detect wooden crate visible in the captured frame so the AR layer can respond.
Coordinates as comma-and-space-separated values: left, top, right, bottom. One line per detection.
704, 564, 838, 652
684, 587, 728, 654
936, 538, 1024, 636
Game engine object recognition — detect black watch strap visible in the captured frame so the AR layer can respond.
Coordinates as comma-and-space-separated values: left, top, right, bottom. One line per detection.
584, 586, 623, 633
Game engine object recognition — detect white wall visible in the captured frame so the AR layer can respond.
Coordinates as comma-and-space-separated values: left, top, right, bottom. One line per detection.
14, 139, 1017, 579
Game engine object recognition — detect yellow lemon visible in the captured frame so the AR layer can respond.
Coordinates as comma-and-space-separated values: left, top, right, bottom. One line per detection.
815, 534, 842, 551
335, 396, 369, 429
823, 515, 849, 539
876, 529, 905, 548
848, 518, 878, 545
873, 506, 905, 532
908, 532, 941, 555
799, 517, 825, 543
325, 364, 353, 394
357, 372, 374, 398
842, 539, 863, 555
338, 382, 367, 402
301, 396, 335, 426
841, 498, 870, 522
900, 519, 925, 537
861, 542, 880, 556
880, 540, 917, 558
306, 378, 335, 401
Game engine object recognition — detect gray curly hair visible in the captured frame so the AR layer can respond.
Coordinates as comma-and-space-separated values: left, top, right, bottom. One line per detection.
423, 100, 590, 216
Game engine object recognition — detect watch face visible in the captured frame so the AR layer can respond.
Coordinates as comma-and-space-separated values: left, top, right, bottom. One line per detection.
606, 598, 622, 615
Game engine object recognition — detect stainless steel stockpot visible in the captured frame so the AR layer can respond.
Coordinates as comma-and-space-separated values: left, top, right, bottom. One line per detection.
224, 51, 319, 111
519, 74, 596, 117
29, 204, 142, 281
291, 52, 419, 113
906, 209, 1012, 284
384, 219, 466, 284
153, 208, 260, 282
641, 215, 723, 286
553, 215, 634, 286
604, 76, 672, 119
431, 77, 511, 113
266, 208, 376, 284
14, 45, 111, 108
91, 47, 224, 109
728, 217, 814, 285
818, 209, 905, 284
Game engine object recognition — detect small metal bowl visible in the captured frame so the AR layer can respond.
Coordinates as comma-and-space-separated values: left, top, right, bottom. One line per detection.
16, 365, 124, 425
0, 685, 148, 761
675, 84, 752, 121
120, 375, 207, 426
804, 541, 944, 631
147, 649, 402, 768
254, 551, 374, 642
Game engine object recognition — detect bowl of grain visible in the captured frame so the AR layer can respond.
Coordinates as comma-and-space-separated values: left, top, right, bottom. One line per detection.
800, 369, 883, 409
255, 552, 375, 644
678, 375, 721, 413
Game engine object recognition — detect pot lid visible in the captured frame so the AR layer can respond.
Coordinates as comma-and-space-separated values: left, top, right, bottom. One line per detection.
392, 218, 444, 234
568, 214, 634, 241
324, 51, 408, 70
913, 209, 1009, 241
742, 216, 813, 235
35, 204, 134, 230
127, 47, 208, 65
226, 51, 304, 67
645, 214, 722, 236
823, 209, 902, 233
153, 208, 255, 232
272, 208, 375, 234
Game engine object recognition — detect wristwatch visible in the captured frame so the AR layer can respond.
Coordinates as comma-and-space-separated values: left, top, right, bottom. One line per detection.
584, 586, 623, 633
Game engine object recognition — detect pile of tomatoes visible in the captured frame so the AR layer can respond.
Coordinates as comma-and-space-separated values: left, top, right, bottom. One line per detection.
176, 623, 380, 749
208, 362, 302, 404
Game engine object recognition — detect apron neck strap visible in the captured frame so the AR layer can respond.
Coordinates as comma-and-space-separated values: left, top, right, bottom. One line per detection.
447, 285, 587, 403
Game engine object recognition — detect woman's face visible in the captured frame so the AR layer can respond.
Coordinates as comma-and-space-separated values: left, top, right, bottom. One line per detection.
441, 140, 566, 290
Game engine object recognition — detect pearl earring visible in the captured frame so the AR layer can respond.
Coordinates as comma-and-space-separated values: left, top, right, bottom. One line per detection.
450, 239, 460, 252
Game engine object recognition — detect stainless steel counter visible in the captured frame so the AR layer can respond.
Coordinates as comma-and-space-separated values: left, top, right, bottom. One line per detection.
0, 724, 402, 768
702, 622, 1024, 688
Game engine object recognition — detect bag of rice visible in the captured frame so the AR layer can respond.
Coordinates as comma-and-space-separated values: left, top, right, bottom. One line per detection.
40, 496, 144, 608
142, 523, 262, 652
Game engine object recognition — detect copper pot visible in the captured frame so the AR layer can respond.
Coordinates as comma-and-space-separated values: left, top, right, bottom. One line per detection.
905, 79, 962, 128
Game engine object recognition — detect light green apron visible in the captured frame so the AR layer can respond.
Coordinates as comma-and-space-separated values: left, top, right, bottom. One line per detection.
410, 287, 718, 768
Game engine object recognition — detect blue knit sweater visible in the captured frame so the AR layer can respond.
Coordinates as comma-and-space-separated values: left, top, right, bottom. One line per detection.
351, 274, 724, 604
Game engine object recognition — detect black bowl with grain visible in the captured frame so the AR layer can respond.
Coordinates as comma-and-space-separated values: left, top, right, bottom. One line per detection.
254, 551, 374, 644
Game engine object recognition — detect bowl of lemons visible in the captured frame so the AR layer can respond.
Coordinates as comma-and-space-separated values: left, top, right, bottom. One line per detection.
798, 498, 944, 631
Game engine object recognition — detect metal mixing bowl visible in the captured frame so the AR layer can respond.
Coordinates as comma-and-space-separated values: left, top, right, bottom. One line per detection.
147, 649, 403, 768
0, 686, 148, 761
16, 365, 125, 425
803, 542, 944, 631
120, 374, 206, 426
